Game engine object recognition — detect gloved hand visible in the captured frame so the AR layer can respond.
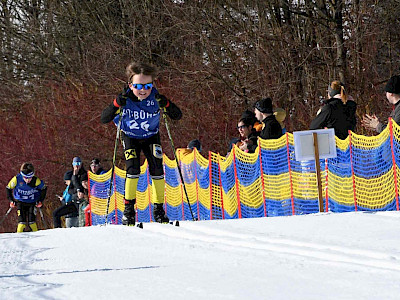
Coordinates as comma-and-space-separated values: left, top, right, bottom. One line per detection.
36, 201, 43, 208
114, 87, 130, 107
10, 201, 16, 208
155, 93, 169, 108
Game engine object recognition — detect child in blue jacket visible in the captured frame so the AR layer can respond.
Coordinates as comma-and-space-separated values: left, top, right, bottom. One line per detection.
101, 62, 182, 225
6, 163, 47, 232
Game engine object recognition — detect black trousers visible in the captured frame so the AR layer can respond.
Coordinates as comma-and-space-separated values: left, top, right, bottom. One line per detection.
53, 202, 78, 228
121, 132, 164, 177
17, 201, 36, 224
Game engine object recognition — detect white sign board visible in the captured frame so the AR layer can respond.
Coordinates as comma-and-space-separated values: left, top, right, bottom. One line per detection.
293, 128, 337, 161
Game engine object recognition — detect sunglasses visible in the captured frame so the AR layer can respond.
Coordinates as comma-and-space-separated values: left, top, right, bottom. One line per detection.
132, 83, 153, 90
72, 162, 82, 166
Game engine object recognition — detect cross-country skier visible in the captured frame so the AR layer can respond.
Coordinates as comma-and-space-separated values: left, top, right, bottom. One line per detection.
101, 62, 182, 225
6, 162, 47, 232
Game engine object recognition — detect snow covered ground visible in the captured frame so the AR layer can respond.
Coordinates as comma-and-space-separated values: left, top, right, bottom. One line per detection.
1, 211, 400, 300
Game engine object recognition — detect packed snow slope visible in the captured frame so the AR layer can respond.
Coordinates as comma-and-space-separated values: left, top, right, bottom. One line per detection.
1, 211, 400, 300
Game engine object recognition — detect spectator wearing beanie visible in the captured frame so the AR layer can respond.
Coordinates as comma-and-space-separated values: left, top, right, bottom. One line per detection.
90, 158, 107, 175
53, 157, 88, 228
187, 139, 202, 153
254, 98, 283, 140
310, 80, 357, 140
176, 139, 202, 159
362, 75, 400, 133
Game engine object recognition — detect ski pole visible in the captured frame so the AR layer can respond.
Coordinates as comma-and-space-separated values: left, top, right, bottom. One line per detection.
38, 207, 47, 229
161, 107, 196, 221
105, 108, 124, 225
0, 207, 13, 227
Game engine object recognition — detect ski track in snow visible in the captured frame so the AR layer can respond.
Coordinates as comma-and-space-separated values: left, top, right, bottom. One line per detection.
1, 212, 400, 300
139, 218, 400, 272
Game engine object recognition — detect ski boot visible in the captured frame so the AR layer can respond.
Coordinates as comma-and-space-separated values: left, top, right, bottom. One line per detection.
153, 203, 169, 223
122, 199, 136, 226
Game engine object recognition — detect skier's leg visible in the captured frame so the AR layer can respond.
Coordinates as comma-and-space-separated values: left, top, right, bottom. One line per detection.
143, 134, 169, 223
28, 203, 38, 231
121, 134, 140, 225
16, 202, 27, 233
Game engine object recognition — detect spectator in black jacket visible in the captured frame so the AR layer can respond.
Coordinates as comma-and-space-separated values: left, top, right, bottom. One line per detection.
310, 81, 357, 140
53, 157, 88, 228
254, 98, 283, 140
237, 116, 259, 153
362, 75, 400, 132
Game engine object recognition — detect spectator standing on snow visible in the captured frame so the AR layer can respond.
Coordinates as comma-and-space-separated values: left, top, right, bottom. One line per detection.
53, 157, 88, 228
362, 75, 400, 133
310, 80, 357, 140
56, 170, 79, 228
101, 62, 182, 225
254, 98, 283, 140
6, 163, 47, 232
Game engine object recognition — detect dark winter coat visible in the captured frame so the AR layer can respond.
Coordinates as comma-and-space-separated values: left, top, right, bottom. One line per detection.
246, 130, 261, 153
259, 115, 284, 140
68, 167, 88, 204
310, 97, 357, 140
376, 100, 400, 133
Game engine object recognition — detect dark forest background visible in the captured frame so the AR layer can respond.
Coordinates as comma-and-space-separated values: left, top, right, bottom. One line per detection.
1, 0, 400, 232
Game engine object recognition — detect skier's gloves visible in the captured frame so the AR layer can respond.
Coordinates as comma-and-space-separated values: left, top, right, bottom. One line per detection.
9, 201, 16, 208
155, 94, 169, 108
36, 201, 43, 208
114, 87, 130, 108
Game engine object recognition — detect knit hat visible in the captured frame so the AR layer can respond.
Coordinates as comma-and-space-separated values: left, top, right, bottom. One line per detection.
91, 158, 100, 165
64, 170, 73, 181
254, 98, 273, 114
385, 75, 400, 94
72, 157, 82, 164
187, 139, 202, 152
20, 162, 34, 178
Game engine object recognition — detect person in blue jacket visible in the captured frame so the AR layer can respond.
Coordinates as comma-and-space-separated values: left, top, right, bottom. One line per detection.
101, 62, 182, 225
6, 162, 47, 232
56, 170, 79, 228
53, 157, 88, 228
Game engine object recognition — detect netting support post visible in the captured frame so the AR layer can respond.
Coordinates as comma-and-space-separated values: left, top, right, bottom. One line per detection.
114, 171, 118, 224
313, 133, 324, 213
194, 150, 200, 220
286, 133, 295, 215
208, 151, 213, 220
232, 146, 242, 219
147, 164, 153, 222
178, 152, 185, 220
389, 119, 399, 210
217, 154, 225, 219
87, 172, 92, 226
348, 132, 358, 211
258, 140, 267, 217
324, 158, 329, 212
